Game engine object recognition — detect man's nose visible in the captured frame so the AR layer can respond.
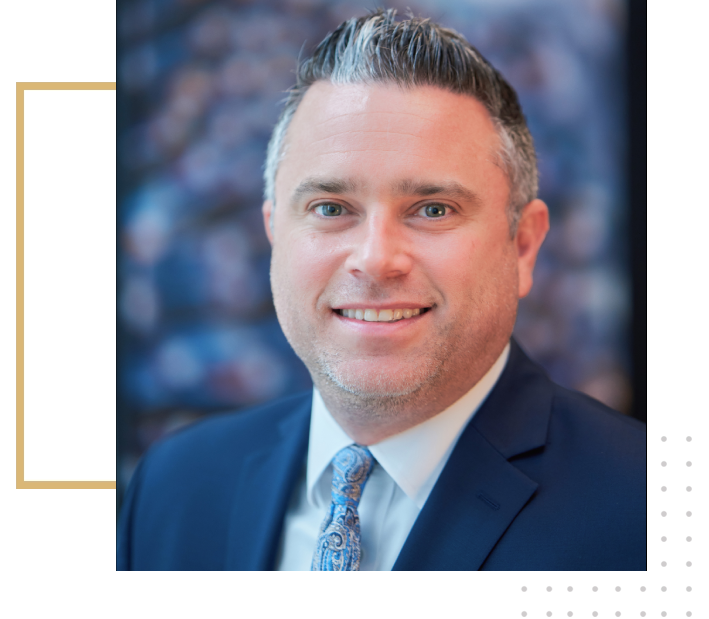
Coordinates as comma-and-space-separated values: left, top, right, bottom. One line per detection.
344, 212, 413, 280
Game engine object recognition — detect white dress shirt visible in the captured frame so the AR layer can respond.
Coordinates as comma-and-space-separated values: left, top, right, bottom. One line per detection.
275, 343, 510, 571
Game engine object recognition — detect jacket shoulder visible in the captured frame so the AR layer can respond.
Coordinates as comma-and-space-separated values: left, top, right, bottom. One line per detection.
145, 390, 312, 468
548, 384, 646, 464
117, 391, 311, 570
552, 383, 646, 441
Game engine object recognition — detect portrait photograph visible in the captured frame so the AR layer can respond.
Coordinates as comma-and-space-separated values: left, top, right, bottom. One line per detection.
115, 0, 646, 573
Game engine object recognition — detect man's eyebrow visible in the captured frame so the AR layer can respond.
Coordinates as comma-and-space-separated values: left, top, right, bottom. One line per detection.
394, 179, 480, 204
291, 177, 360, 202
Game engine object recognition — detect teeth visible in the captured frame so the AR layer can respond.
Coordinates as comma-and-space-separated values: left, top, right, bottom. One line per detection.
339, 308, 427, 323
377, 309, 393, 322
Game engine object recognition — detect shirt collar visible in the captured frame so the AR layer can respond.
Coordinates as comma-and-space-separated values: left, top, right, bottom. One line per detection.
306, 343, 510, 509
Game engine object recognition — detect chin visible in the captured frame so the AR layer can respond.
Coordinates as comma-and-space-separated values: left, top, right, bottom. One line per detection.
317, 358, 438, 400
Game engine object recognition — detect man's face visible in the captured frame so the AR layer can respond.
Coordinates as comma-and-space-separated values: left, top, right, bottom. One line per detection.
265, 82, 545, 404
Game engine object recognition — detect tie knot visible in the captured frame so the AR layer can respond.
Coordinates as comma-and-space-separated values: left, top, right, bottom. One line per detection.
331, 444, 374, 507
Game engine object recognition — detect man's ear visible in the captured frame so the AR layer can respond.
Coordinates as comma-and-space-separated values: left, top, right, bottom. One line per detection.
262, 200, 274, 245
515, 199, 549, 298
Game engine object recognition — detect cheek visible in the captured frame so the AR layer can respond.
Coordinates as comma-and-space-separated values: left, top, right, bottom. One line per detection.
423, 234, 481, 293
423, 229, 513, 304
273, 229, 342, 304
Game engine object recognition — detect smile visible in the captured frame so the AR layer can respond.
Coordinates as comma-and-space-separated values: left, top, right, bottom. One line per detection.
335, 308, 431, 322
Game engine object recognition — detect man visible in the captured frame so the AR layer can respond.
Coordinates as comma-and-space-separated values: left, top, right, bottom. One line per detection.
117, 10, 645, 571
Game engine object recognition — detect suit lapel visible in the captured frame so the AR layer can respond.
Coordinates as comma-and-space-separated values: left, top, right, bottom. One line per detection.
394, 340, 553, 571
225, 397, 311, 570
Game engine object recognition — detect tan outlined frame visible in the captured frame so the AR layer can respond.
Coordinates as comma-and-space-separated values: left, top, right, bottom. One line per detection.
16, 82, 117, 489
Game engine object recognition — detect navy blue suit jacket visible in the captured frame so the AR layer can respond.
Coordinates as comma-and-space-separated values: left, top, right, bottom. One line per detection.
117, 340, 646, 570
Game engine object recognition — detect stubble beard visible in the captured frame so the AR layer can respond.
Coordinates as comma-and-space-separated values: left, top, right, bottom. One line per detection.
297, 297, 513, 424
312, 328, 455, 420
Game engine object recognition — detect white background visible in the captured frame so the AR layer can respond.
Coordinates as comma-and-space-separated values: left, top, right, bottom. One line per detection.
23, 89, 116, 481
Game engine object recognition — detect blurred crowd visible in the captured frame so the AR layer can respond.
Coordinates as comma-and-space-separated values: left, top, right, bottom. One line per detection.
118, 0, 631, 488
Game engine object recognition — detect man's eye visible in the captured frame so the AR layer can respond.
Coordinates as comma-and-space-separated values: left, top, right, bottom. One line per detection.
420, 204, 448, 218
316, 203, 344, 216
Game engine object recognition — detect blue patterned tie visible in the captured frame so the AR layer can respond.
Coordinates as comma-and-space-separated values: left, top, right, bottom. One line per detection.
311, 444, 375, 571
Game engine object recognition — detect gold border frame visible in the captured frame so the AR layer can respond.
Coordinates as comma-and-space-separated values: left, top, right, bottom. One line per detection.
16, 82, 117, 490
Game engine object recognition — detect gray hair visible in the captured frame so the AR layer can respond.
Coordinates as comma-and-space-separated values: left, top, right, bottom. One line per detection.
263, 8, 538, 234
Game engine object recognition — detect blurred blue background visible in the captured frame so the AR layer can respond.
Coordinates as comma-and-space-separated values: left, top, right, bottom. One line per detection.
117, 0, 643, 500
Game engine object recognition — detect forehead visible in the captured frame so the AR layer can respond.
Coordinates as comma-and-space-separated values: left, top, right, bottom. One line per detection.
289, 81, 499, 150
277, 81, 505, 201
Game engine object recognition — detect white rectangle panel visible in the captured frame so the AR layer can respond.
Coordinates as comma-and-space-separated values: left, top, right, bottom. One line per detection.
23, 89, 116, 481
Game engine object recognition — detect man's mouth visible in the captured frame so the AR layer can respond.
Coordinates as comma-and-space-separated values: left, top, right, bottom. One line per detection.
334, 307, 432, 323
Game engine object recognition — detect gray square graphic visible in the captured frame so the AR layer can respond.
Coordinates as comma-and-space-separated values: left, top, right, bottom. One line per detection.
689, 565, 709, 593
689, 542, 709, 561
662, 462, 672, 486
684, 487, 709, 512
684, 512, 709, 535
684, 462, 709, 486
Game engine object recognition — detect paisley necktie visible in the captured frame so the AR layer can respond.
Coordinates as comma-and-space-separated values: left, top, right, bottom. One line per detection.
311, 444, 375, 571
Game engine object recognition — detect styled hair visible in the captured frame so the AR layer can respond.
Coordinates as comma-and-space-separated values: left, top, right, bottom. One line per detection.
263, 8, 538, 234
